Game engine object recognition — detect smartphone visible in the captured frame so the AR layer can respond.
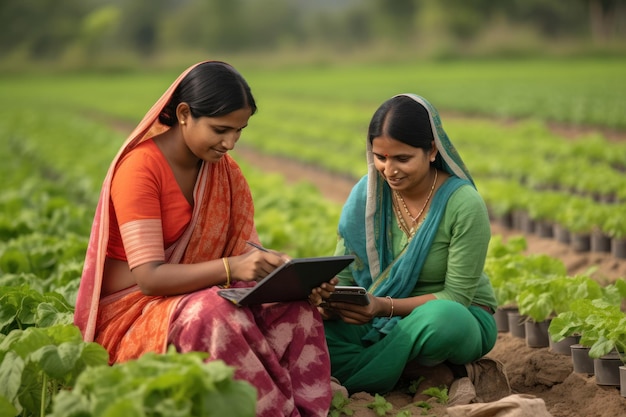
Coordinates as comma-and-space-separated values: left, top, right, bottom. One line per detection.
327, 286, 370, 305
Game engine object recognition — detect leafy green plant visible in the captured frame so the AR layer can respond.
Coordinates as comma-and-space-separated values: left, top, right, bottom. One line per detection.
517, 273, 602, 323
406, 376, 426, 395
412, 401, 433, 414
485, 235, 567, 313
549, 297, 626, 364
555, 197, 598, 234
328, 391, 354, 417
548, 278, 626, 345
479, 179, 526, 220
484, 235, 528, 307
0, 284, 74, 334
367, 393, 393, 416
526, 192, 567, 223
421, 385, 449, 404
0, 324, 109, 417
51, 346, 257, 417
602, 205, 626, 239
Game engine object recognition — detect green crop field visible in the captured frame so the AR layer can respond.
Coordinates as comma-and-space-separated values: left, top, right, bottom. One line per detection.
3, 57, 625, 178
1, 57, 626, 416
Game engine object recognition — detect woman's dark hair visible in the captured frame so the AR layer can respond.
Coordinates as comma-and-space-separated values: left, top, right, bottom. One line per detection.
159, 61, 257, 126
367, 95, 434, 151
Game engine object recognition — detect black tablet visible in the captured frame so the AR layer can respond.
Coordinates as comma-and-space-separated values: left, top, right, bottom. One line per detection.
217, 255, 355, 306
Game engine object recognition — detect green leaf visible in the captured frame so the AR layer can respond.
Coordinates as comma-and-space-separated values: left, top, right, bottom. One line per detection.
199, 380, 257, 417
100, 398, 144, 417
8, 328, 53, 359
48, 389, 91, 417
76, 342, 109, 370
0, 302, 18, 334
0, 351, 24, 406
36, 302, 74, 328
51, 348, 257, 417
0, 395, 18, 417
17, 360, 44, 416
0, 248, 31, 274
421, 385, 449, 404
32, 343, 82, 381
588, 336, 615, 359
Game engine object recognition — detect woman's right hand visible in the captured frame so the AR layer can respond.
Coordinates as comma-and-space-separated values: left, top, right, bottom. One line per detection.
229, 249, 290, 282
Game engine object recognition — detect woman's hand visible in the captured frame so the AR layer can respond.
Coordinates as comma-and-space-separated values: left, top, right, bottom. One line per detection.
309, 277, 338, 304
309, 277, 338, 319
326, 295, 390, 325
229, 250, 290, 282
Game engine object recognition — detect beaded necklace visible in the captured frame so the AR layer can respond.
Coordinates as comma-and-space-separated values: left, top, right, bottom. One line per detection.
392, 169, 437, 237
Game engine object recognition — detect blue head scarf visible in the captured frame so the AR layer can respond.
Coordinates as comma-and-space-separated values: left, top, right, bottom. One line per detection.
338, 94, 475, 341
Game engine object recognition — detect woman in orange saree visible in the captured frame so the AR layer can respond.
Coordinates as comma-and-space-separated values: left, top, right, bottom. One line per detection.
74, 61, 332, 417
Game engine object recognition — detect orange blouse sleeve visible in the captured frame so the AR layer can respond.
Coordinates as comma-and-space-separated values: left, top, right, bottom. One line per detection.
109, 140, 191, 269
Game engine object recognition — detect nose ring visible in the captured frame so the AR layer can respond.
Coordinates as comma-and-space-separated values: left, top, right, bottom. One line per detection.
394, 170, 398, 174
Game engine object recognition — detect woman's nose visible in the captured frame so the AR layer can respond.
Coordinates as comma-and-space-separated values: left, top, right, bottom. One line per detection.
223, 132, 240, 150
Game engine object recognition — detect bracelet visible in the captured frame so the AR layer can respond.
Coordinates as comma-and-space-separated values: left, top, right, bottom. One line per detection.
385, 295, 394, 318
222, 257, 231, 288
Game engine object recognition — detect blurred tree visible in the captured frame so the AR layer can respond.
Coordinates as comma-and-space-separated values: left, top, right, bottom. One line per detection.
79, 6, 122, 58
439, 0, 502, 41
506, 0, 587, 38
116, 0, 169, 56
242, 0, 303, 49
0, 0, 624, 68
588, 0, 626, 42
0, 0, 88, 59
371, 0, 418, 40
307, 5, 373, 48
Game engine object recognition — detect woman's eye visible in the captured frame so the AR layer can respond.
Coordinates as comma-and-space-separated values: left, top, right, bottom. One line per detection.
214, 128, 227, 134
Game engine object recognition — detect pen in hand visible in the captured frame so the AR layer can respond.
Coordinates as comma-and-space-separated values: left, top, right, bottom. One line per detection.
246, 241, 291, 264
246, 241, 270, 253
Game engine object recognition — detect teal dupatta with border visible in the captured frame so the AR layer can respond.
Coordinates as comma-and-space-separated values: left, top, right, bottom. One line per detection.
337, 94, 476, 342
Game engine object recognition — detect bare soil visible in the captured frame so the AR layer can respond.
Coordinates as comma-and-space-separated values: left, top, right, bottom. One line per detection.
234, 145, 626, 417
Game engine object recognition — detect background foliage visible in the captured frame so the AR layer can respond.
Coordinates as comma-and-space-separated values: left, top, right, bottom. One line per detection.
1, 0, 625, 72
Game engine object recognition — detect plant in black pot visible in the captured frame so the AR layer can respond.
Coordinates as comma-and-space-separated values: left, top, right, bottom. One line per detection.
549, 279, 626, 383
484, 235, 527, 333
517, 270, 596, 349
603, 207, 626, 260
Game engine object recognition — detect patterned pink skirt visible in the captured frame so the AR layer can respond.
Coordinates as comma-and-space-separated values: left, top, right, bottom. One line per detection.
168, 286, 332, 417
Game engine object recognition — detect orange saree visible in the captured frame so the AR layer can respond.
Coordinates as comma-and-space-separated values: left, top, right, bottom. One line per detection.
74, 61, 331, 417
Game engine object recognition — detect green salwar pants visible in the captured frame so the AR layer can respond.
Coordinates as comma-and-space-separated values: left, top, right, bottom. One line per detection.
324, 299, 497, 394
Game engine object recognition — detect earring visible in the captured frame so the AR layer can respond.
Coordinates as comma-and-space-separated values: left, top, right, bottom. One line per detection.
180, 121, 185, 125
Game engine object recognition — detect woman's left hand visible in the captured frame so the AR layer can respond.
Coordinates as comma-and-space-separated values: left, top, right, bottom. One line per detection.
327, 296, 389, 325
309, 277, 338, 306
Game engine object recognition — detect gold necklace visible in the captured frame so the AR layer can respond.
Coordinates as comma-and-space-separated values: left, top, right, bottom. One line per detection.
391, 193, 413, 237
394, 169, 438, 227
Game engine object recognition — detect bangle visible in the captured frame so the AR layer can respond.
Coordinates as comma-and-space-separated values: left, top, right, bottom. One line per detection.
385, 296, 394, 318
222, 257, 231, 288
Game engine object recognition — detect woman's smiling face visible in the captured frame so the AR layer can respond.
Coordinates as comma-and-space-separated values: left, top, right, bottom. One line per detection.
371, 135, 435, 192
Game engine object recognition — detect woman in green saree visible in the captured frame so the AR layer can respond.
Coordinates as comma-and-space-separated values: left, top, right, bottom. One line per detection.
319, 94, 510, 403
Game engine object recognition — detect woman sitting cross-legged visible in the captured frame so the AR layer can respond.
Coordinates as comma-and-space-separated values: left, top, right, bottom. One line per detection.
312, 94, 511, 405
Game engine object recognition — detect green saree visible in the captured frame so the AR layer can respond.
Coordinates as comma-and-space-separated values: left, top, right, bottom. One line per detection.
324, 94, 498, 394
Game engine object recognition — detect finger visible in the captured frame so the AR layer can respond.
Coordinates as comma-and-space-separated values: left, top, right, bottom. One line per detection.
267, 249, 291, 264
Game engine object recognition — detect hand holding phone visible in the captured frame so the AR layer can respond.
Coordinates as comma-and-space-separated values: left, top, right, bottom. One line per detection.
327, 286, 370, 306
